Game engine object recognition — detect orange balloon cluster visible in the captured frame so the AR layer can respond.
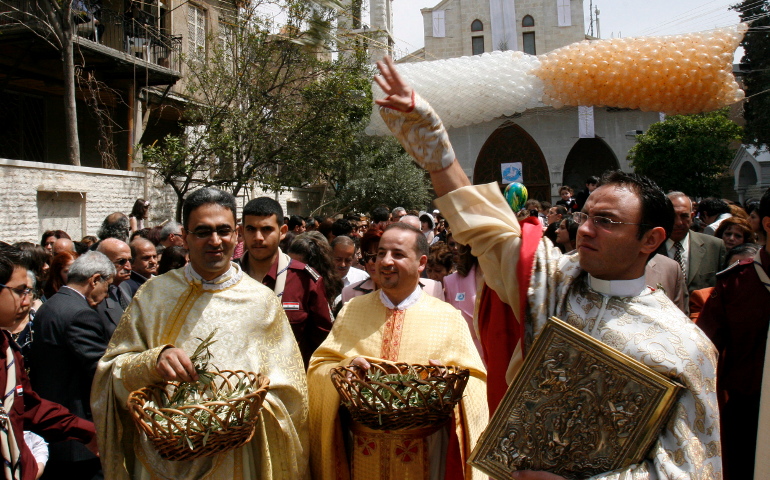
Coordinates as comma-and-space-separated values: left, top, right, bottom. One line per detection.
532, 24, 747, 114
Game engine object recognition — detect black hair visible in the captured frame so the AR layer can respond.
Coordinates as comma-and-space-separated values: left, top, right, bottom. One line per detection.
130, 198, 150, 219
0, 241, 23, 284
760, 188, 770, 222
242, 197, 283, 222
183, 188, 237, 229
561, 217, 579, 243
698, 197, 731, 217
745, 199, 760, 216
97, 213, 130, 241
383, 222, 429, 257
725, 242, 761, 267
40, 230, 70, 245
331, 219, 354, 237
586, 176, 599, 185
287, 232, 341, 307
288, 215, 305, 230
371, 207, 390, 224
157, 246, 188, 275
598, 170, 674, 240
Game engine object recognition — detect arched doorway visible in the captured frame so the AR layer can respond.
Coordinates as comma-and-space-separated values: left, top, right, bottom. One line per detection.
562, 138, 619, 191
738, 161, 758, 188
473, 122, 550, 202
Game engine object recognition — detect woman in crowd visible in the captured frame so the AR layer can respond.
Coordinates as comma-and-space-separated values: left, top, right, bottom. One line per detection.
287, 231, 343, 309
419, 212, 436, 244
715, 216, 755, 255
556, 217, 579, 253
443, 232, 484, 361
43, 251, 79, 300
426, 242, 454, 284
746, 200, 767, 245
129, 198, 150, 233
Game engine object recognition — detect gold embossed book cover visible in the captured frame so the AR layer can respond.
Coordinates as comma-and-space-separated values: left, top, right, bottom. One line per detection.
469, 317, 682, 480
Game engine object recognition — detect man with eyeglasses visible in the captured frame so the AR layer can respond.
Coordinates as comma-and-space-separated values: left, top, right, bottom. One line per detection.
92, 187, 309, 479
0, 242, 99, 480
236, 197, 332, 369
159, 221, 185, 249
30, 251, 115, 480
373, 56, 721, 479
96, 238, 132, 337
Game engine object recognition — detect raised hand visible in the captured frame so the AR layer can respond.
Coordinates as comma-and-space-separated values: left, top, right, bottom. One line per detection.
374, 56, 414, 112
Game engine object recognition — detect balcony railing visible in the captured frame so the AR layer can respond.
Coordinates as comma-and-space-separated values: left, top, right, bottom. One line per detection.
1, 0, 182, 73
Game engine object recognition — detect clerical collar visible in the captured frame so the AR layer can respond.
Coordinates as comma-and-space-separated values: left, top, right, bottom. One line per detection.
185, 262, 243, 291
379, 285, 423, 310
587, 274, 646, 297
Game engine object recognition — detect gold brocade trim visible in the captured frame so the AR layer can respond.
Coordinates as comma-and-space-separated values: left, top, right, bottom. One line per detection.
381, 309, 406, 361
350, 422, 442, 480
161, 282, 204, 345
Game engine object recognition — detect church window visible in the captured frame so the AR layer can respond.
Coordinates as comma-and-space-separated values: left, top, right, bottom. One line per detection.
522, 15, 534, 27
523, 32, 535, 55
433, 10, 446, 37
471, 19, 483, 32
472, 36, 484, 55
557, 0, 572, 26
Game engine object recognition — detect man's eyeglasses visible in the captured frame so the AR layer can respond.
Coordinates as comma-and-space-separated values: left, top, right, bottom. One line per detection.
358, 252, 377, 265
0, 283, 33, 298
113, 258, 132, 267
572, 212, 649, 230
186, 227, 235, 239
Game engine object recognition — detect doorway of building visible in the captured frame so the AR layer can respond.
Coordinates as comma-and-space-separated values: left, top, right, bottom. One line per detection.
562, 138, 620, 191
473, 121, 550, 202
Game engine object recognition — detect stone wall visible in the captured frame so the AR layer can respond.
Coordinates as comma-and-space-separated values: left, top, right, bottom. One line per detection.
0, 158, 177, 243
0, 159, 328, 244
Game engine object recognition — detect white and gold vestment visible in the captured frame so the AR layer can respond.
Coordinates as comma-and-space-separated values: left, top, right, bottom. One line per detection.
436, 182, 721, 480
91, 263, 309, 480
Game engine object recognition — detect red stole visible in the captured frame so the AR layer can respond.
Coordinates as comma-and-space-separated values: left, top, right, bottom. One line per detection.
477, 217, 542, 414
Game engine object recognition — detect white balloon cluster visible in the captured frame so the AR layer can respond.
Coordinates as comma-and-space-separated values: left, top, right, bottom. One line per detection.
367, 24, 747, 135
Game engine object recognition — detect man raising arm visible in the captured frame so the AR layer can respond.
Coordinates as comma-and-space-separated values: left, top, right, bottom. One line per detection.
374, 56, 721, 480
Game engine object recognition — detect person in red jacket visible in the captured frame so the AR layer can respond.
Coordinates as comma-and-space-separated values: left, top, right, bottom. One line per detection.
0, 241, 98, 480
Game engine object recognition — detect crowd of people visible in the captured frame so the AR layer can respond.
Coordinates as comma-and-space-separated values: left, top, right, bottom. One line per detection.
0, 57, 767, 480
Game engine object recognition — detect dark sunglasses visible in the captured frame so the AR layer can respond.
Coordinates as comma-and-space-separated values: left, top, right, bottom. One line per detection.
358, 252, 377, 265
114, 258, 133, 267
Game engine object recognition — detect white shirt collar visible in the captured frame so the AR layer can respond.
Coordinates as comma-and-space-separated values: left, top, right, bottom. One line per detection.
587, 274, 647, 297
60, 285, 87, 300
665, 231, 690, 251
184, 262, 243, 291
379, 284, 423, 310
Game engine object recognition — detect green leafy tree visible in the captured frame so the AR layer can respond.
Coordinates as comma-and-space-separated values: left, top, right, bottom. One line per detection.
628, 110, 742, 197
317, 135, 433, 215
142, 2, 373, 220
734, 0, 770, 148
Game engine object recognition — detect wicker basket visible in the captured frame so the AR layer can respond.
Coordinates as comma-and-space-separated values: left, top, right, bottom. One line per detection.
127, 370, 269, 461
331, 362, 470, 431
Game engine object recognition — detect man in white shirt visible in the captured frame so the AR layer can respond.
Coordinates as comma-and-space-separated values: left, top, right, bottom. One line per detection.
330, 236, 368, 288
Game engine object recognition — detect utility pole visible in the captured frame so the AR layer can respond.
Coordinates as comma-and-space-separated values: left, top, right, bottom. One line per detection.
588, 0, 594, 37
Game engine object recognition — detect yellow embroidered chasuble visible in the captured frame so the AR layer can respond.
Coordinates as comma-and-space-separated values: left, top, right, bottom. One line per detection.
436, 183, 722, 480
307, 291, 488, 480
91, 263, 310, 480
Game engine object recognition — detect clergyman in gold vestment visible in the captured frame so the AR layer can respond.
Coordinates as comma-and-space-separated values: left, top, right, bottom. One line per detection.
91, 188, 309, 480
308, 223, 488, 480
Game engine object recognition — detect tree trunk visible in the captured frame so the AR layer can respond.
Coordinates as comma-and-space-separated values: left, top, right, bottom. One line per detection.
62, 30, 81, 166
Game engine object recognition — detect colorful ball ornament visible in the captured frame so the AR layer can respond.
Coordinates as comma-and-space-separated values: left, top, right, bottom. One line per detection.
504, 182, 528, 212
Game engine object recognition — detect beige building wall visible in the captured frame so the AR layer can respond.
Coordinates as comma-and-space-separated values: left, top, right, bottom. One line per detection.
420, 0, 586, 60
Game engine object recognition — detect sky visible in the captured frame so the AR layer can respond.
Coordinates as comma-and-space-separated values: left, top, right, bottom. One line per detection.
390, 0, 744, 59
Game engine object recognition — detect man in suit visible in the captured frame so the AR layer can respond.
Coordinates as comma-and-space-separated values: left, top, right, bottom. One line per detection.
645, 253, 688, 313
121, 237, 158, 298
29, 251, 115, 480
660, 192, 726, 293
96, 237, 132, 339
